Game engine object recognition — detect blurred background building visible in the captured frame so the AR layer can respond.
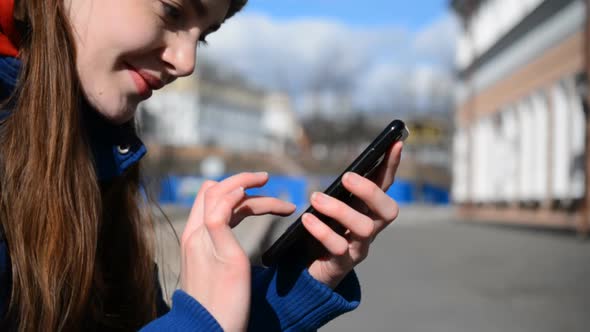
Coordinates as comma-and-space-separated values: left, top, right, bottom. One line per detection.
137, 60, 307, 180
137, 0, 590, 226
138, 60, 304, 155
450, 0, 589, 231
137, 36, 455, 207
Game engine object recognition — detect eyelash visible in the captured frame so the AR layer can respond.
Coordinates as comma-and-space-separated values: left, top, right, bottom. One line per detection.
161, 1, 210, 46
162, 2, 183, 23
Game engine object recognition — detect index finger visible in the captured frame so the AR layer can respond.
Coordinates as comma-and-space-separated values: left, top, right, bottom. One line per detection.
203, 172, 269, 217
205, 172, 269, 200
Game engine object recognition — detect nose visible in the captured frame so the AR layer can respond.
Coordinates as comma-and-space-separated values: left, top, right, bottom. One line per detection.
161, 34, 197, 78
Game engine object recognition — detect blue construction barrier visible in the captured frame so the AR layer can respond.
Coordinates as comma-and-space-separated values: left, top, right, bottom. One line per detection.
158, 174, 449, 208
421, 183, 450, 205
386, 179, 415, 205
159, 175, 207, 207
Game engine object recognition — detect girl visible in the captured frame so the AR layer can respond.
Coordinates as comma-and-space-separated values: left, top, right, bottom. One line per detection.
0, 0, 403, 331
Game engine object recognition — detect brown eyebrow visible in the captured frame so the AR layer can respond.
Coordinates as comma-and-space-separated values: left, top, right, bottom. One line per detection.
188, 0, 223, 33
190, 0, 207, 16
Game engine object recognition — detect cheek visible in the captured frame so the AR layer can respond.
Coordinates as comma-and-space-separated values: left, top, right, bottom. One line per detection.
67, 1, 163, 118
72, 1, 162, 67
103, 4, 164, 55
75, 23, 161, 99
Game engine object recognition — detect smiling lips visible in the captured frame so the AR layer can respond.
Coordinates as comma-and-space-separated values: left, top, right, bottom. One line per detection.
125, 63, 165, 98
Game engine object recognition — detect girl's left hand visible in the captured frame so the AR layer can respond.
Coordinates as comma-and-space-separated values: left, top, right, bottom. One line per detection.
302, 141, 403, 289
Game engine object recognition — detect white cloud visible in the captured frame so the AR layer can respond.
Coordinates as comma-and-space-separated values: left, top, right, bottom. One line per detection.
353, 62, 407, 111
200, 12, 458, 115
413, 13, 460, 67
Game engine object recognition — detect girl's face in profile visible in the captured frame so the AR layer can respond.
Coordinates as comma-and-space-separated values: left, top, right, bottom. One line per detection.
64, 0, 230, 124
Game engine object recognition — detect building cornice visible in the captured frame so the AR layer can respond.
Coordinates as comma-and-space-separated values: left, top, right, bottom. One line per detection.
458, 0, 577, 78
450, 0, 482, 20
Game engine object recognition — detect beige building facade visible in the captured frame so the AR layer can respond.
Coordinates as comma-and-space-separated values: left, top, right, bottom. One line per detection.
451, 0, 590, 231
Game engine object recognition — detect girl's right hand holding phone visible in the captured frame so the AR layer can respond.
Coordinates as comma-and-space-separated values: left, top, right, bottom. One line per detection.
179, 172, 296, 331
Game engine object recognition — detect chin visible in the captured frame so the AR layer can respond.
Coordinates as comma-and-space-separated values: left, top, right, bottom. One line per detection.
85, 94, 137, 125
97, 106, 136, 125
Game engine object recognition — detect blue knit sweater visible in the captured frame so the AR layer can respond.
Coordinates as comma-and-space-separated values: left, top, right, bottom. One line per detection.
0, 56, 361, 330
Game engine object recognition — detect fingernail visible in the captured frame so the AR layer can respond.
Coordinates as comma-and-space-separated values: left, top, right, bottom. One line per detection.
256, 171, 268, 177
345, 172, 360, 185
311, 192, 326, 204
232, 187, 244, 195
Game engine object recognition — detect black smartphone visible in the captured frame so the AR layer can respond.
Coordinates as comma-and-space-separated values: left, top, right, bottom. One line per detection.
261, 119, 410, 267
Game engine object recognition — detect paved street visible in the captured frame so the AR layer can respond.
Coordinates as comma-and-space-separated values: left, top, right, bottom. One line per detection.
155, 206, 590, 332
322, 206, 590, 332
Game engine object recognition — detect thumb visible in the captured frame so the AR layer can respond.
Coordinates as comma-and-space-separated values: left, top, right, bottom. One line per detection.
183, 180, 218, 242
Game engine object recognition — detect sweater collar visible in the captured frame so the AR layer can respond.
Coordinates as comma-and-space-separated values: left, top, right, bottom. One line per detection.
0, 56, 147, 180
0, 0, 19, 57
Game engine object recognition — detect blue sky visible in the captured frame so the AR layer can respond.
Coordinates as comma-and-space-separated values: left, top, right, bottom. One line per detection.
203, 1, 458, 114
242, 0, 451, 30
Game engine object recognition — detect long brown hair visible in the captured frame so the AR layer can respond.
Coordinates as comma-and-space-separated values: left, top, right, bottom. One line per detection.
0, 0, 156, 330
0, 0, 249, 330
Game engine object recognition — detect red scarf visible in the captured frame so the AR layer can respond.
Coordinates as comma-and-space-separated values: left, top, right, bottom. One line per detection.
0, 0, 18, 57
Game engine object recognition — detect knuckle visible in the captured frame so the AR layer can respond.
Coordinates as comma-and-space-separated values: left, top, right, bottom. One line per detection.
202, 180, 217, 188
221, 192, 241, 206
385, 200, 400, 222
359, 217, 376, 239
333, 241, 349, 256
346, 210, 373, 239
205, 213, 225, 229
